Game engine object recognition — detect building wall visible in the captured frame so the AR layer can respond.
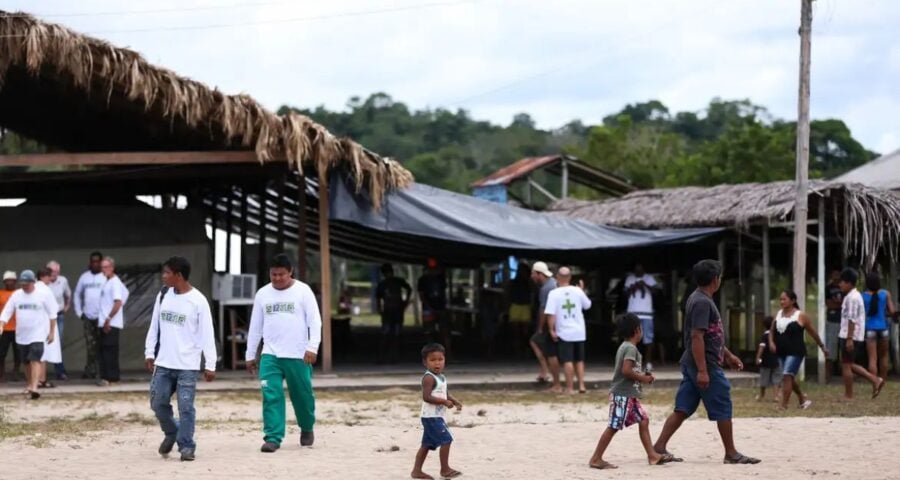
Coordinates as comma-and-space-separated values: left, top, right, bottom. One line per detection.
0, 206, 211, 373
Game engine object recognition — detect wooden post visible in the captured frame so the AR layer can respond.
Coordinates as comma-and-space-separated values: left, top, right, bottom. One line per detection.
240, 188, 248, 273
817, 196, 827, 384
890, 262, 900, 374
277, 172, 286, 254
211, 196, 219, 272
297, 173, 308, 280
258, 184, 268, 282
718, 241, 728, 346
225, 189, 233, 274
792, 0, 813, 309
670, 269, 679, 339
319, 169, 333, 373
763, 225, 771, 315
561, 158, 569, 200
410, 265, 421, 326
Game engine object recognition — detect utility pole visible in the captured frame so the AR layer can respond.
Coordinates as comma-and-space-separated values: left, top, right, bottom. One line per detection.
792, 0, 813, 309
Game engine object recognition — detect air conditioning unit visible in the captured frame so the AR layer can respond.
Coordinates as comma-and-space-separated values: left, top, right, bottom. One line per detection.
212, 274, 257, 301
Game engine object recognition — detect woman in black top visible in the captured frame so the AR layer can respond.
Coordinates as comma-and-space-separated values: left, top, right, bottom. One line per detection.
768, 290, 829, 410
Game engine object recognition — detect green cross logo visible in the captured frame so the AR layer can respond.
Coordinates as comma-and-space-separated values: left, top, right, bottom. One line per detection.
562, 297, 576, 317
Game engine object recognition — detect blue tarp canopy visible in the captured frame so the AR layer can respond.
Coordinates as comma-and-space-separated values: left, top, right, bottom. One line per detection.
328, 174, 721, 267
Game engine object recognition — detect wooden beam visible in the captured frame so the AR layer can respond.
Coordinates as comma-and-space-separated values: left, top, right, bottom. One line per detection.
297, 173, 308, 281
225, 189, 234, 274
319, 169, 333, 373
257, 183, 268, 283
240, 188, 249, 273
0, 150, 262, 167
277, 172, 286, 253
817, 195, 826, 384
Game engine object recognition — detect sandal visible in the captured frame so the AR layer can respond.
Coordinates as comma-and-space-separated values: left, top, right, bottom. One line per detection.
651, 453, 675, 465
440, 469, 462, 479
724, 452, 761, 464
38, 381, 56, 389
655, 449, 683, 462
589, 460, 618, 470
26, 390, 40, 400
536, 376, 549, 385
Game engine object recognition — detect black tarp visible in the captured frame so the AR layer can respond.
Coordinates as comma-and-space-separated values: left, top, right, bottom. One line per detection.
329, 174, 721, 266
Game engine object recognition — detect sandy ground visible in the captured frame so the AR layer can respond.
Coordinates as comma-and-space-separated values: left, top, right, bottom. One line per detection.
1, 390, 898, 479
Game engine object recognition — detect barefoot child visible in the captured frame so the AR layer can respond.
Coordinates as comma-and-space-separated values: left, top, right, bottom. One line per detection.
754, 316, 782, 402
589, 314, 673, 470
411, 343, 462, 479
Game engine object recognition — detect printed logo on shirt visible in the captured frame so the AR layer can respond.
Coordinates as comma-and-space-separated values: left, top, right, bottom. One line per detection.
561, 292, 577, 319
85, 282, 102, 289
160, 310, 187, 326
265, 302, 295, 315
17, 303, 41, 311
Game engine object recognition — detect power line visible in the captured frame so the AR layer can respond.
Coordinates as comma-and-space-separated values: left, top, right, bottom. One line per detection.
2, 1, 299, 18
0, 0, 476, 37
446, 0, 724, 107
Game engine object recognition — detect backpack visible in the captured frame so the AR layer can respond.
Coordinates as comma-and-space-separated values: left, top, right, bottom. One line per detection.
153, 286, 169, 357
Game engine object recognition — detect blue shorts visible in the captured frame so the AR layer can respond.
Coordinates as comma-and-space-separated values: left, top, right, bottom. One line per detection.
780, 355, 804, 377
421, 417, 453, 450
674, 364, 733, 421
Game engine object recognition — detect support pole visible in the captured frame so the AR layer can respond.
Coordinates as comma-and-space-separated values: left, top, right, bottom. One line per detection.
210, 196, 219, 272
890, 262, 899, 374
276, 172, 286, 253
319, 169, 333, 373
257, 184, 268, 282
817, 196, 826, 384
225, 189, 233, 274
561, 158, 569, 200
763, 225, 771, 315
297, 173, 308, 280
718, 241, 728, 347
792, 0, 813, 309
240, 188, 248, 273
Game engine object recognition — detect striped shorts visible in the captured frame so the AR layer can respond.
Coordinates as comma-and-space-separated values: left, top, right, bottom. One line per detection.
608, 393, 647, 430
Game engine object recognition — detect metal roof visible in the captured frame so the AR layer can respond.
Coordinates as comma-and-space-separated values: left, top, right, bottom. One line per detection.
470, 154, 635, 197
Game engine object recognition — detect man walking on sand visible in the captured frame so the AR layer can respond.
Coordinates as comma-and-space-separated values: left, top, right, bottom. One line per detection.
144, 256, 217, 462
653, 259, 760, 465
246, 254, 322, 453
529, 261, 559, 391
545, 266, 592, 394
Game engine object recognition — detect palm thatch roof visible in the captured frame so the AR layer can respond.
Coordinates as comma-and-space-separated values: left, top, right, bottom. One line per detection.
549, 180, 900, 265
0, 11, 412, 205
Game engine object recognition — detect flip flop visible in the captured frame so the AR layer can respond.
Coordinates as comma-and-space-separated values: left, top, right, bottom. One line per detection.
873, 378, 886, 399
27, 390, 40, 400
536, 376, 549, 385
724, 452, 761, 464
655, 450, 683, 462
440, 469, 462, 479
589, 461, 618, 470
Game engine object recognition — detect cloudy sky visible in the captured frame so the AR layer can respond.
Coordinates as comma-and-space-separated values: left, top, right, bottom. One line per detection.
7, 0, 900, 153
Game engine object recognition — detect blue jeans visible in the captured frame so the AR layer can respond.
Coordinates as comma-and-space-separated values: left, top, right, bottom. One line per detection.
54, 314, 67, 377
150, 367, 200, 451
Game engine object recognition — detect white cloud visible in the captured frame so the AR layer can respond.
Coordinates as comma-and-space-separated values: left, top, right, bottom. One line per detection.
4, 0, 899, 153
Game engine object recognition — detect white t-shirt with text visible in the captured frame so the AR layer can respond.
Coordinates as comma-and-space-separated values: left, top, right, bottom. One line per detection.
246, 281, 322, 361
0, 288, 57, 345
544, 285, 592, 342
144, 288, 217, 371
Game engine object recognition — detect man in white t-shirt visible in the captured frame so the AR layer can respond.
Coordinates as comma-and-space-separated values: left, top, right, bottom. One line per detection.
73, 251, 105, 379
0, 270, 57, 399
247, 253, 322, 453
545, 267, 592, 394
46, 260, 71, 380
36, 268, 61, 389
624, 262, 660, 370
97, 257, 127, 386
837, 268, 884, 400
144, 257, 217, 462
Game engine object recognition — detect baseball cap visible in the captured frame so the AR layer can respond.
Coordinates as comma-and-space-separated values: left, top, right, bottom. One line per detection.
19, 270, 36, 283
2, 271, 15, 281
532, 261, 553, 278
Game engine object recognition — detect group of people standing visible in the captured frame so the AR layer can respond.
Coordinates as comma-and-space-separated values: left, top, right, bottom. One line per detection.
0, 254, 127, 395
755, 267, 891, 409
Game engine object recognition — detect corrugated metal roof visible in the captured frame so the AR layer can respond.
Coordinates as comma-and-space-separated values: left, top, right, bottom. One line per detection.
470, 154, 635, 196
470, 155, 562, 187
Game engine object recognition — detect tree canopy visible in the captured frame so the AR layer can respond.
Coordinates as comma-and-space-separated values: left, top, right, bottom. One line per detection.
281, 94, 877, 194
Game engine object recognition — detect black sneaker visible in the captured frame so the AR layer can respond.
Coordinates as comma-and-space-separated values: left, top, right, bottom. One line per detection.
260, 442, 280, 453
300, 431, 314, 447
180, 448, 195, 462
158, 437, 176, 457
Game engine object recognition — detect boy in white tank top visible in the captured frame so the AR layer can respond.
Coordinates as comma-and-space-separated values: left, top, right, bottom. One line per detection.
412, 343, 462, 479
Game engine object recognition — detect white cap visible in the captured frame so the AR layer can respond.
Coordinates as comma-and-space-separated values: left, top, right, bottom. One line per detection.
2, 271, 15, 281
532, 261, 553, 278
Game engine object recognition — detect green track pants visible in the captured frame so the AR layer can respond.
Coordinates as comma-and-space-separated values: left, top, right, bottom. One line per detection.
259, 354, 315, 445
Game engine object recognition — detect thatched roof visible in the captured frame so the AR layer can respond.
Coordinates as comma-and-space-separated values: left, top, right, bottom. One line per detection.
549, 180, 900, 265
0, 11, 412, 205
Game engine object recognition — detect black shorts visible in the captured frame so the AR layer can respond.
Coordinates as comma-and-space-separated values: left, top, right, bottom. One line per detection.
541, 332, 558, 358
17, 342, 44, 363
840, 339, 868, 365
557, 340, 585, 363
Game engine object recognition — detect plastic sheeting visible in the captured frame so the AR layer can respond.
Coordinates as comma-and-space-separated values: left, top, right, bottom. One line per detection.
328, 174, 721, 266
